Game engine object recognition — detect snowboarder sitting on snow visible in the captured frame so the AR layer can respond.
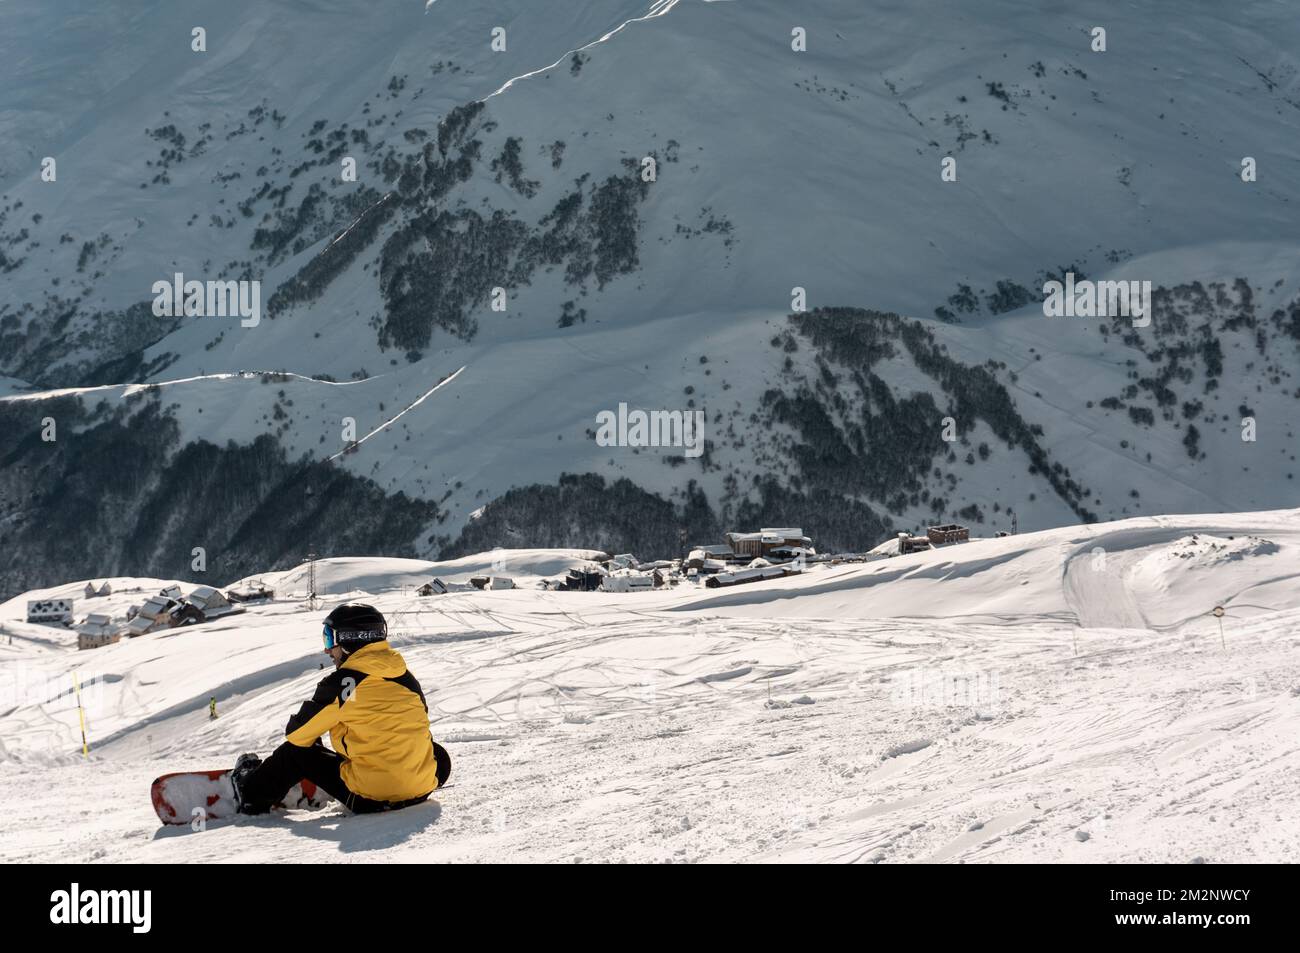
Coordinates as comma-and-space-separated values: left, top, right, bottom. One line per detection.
231, 603, 451, 815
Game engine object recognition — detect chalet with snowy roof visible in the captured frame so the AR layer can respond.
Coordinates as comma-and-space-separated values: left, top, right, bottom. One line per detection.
704, 564, 799, 588
601, 569, 655, 593
724, 528, 814, 560
561, 567, 606, 591
127, 593, 180, 635
77, 613, 120, 651
26, 598, 74, 625
119, 583, 241, 635
227, 582, 275, 603
692, 558, 730, 575
685, 544, 734, 570
187, 585, 238, 616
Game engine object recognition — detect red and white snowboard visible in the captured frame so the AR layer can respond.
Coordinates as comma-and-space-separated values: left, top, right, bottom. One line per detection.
151, 769, 330, 825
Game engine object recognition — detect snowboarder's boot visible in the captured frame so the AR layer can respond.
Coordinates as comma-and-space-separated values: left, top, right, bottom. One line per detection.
230, 752, 264, 814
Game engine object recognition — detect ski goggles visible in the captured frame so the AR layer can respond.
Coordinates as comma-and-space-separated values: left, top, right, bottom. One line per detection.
322, 622, 386, 650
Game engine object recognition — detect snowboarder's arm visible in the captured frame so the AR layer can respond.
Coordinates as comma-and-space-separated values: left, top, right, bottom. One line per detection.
284, 670, 352, 746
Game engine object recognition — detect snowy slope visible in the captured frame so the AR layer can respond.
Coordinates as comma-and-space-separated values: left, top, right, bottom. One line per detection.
1, 509, 1297, 863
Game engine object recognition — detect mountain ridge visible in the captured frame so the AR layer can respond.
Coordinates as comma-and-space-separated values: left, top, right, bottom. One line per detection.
3, 0, 1299, 596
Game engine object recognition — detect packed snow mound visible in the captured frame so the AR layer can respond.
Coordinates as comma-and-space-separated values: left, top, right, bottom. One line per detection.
231, 549, 606, 596
672, 511, 1300, 629
1052, 519, 1300, 630
1123, 533, 1292, 629
1138, 533, 1283, 568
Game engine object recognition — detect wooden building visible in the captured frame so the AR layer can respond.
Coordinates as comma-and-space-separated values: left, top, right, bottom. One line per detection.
926, 524, 970, 545
724, 528, 813, 559
896, 532, 934, 556
77, 613, 121, 650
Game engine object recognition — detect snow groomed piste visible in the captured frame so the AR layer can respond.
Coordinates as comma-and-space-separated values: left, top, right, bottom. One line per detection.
2, 510, 1298, 863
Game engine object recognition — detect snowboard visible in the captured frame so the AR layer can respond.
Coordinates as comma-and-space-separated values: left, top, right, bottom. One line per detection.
151, 768, 330, 825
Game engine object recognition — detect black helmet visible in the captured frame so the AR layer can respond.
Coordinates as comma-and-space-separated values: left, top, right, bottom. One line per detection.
322, 603, 388, 652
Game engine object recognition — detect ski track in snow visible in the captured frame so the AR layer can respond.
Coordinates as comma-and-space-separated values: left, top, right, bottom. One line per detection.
0, 369, 370, 405
483, 0, 684, 101
326, 366, 465, 462
1, 511, 1299, 863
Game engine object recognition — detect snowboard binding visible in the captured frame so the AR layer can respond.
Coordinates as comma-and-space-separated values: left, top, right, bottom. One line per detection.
230, 752, 264, 814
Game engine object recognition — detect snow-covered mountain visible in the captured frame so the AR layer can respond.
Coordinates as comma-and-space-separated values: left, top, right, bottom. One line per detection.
3, 0, 1300, 596
2, 510, 1298, 862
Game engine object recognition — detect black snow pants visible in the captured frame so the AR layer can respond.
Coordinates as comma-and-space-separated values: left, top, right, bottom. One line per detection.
242, 740, 450, 815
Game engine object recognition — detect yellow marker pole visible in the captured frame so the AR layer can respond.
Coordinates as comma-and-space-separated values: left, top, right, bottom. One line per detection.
73, 672, 89, 757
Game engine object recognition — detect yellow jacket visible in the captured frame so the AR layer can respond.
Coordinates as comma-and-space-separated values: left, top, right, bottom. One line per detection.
285, 642, 440, 802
